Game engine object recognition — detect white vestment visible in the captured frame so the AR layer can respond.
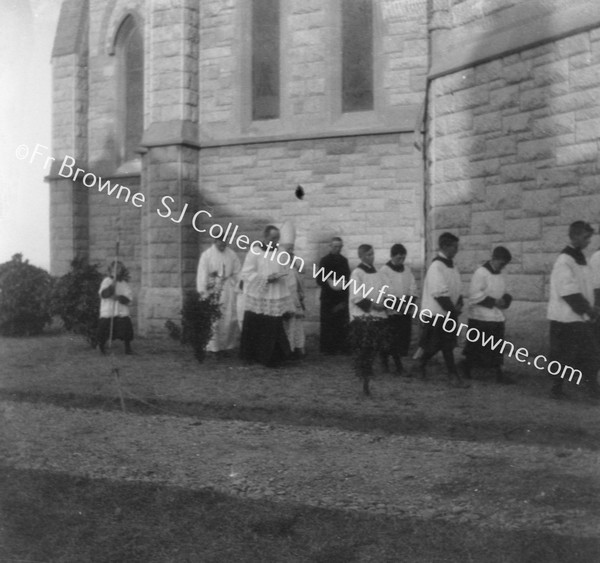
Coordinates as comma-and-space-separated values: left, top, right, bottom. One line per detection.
196, 245, 241, 352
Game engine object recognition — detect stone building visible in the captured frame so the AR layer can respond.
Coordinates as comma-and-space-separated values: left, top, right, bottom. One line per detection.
49, 0, 600, 354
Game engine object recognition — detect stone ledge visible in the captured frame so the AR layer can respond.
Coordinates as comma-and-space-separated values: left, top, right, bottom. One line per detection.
430, 4, 600, 81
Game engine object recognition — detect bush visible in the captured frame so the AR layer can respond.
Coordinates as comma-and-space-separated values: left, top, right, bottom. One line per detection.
165, 290, 222, 362
0, 254, 53, 336
50, 257, 104, 346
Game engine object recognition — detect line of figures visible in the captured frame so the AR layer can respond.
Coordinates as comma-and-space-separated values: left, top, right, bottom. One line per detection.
99, 221, 600, 401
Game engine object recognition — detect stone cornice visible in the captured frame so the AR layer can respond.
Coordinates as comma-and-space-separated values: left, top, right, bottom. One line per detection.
430, 3, 600, 80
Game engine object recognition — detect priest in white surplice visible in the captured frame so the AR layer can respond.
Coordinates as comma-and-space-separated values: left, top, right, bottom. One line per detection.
196, 236, 242, 353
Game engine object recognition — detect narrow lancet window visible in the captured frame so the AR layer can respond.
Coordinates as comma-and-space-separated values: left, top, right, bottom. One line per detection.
342, 0, 374, 112
252, 0, 280, 120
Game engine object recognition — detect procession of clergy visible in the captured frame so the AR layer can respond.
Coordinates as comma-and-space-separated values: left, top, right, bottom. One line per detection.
195, 220, 600, 400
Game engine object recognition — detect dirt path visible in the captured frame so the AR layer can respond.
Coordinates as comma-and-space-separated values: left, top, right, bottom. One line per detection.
2, 400, 599, 539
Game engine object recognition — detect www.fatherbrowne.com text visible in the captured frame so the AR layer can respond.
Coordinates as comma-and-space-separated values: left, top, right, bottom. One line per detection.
312, 263, 583, 385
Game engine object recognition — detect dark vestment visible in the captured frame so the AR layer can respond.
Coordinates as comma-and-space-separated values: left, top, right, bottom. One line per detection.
421, 322, 457, 358
317, 253, 351, 353
381, 261, 413, 359
97, 317, 134, 344
385, 315, 412, 357
463, 320, 505, 368
549, 321, 600, 383
240, 311, 291, 367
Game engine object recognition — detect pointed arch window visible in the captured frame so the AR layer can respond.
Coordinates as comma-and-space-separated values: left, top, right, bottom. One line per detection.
115, 15, 144, 163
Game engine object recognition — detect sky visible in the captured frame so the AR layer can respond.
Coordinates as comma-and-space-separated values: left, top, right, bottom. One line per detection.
0, 0, 61, 271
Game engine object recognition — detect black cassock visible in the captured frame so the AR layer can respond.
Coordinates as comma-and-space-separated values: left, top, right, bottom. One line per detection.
317, 253, 350, 354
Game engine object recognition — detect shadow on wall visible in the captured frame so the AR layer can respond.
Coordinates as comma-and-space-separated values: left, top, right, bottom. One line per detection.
425, 0, 600, 356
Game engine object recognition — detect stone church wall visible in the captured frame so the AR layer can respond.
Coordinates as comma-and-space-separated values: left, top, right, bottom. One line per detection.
198, 133, 424, 331
428, 22, 600, 354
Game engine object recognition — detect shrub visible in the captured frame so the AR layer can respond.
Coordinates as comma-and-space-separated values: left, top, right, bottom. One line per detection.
165, 290, 222, 362
0, 254, 53, 336
50, 257, 104, 346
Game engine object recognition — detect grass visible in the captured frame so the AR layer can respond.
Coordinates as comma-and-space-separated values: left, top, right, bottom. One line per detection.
1, 332, 599, 450
2, 331, 600, 562
1, 466, 598, 563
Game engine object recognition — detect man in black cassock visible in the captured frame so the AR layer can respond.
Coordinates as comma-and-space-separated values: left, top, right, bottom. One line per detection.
317, 237, 350, 354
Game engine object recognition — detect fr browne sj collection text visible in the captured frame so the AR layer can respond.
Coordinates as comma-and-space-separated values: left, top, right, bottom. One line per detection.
16, 144, 224, 235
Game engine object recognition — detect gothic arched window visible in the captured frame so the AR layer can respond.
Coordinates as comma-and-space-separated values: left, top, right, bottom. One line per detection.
114, 15, 144, 163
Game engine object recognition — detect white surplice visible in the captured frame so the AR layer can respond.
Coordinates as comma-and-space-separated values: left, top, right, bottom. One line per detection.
196, 245, 242, 352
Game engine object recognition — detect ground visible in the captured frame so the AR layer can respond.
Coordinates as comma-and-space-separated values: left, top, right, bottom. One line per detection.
0, 331, 599, 562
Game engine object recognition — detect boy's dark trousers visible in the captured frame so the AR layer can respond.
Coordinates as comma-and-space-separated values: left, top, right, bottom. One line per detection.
355, 345, 376, 395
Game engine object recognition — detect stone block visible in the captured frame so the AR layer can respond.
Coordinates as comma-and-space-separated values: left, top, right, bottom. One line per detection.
504, 61, 532, 84
448, 113, 475, 135
433, 94, 456, 116
550, 90, 598, 114
520, 88, 548, 111
522, 189, 560, 217
486, 137, 516, 157
555, 142, 598, 166
556, 33, 591, 58
474, 60, 503, 84
472, 113, 501, 134
570, 65, 600, 89
504, 218, 541, 241
502, 113, 531, 133
575, 118, 600, 142
471, 210, 504, 235
431, 181, 475, 206
560, 194, 600, 223
453, 85, 488, 111
505, 274, 545, 301
531, 114, 574, 138
536, 168, 578, 189
470, 158, 500, 178
500, 163, 536, 182
432, 205, 471, 230
484, 183, 522, 209
523, 252, 556, 274
532, 60, 569, 87
517, 139, 554, 161
562, 175, 600, 196
436, 135, 485, 159
538, 225, 572, 252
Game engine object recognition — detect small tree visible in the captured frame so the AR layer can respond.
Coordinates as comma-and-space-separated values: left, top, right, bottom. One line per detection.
165, 290, 222, 362
0, 254, 53, 336
50, 257, 104, 346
